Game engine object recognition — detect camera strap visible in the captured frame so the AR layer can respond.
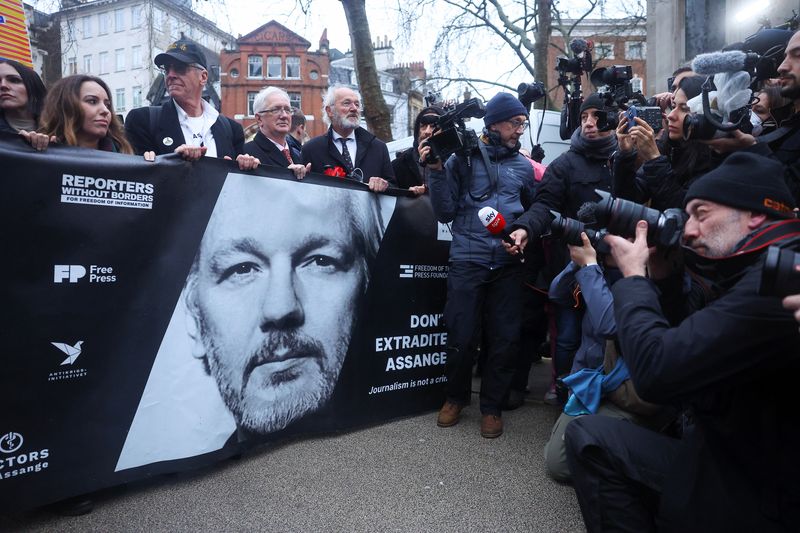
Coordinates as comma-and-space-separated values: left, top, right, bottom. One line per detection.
469, 141, 498, 202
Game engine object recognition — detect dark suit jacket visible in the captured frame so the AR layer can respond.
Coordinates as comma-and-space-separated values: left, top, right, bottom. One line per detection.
124, 99, 244, 158
301, 127, 396, 185
243, 131, 301, 168
391, 146, 424, 189
287, 133, 303, 155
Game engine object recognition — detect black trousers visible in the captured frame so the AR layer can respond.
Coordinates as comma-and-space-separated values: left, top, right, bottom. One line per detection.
565, 415, 681, 533
443, 261, 524, 415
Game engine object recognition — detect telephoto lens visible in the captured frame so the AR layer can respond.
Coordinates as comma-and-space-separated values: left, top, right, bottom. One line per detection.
759, 245, 800, 297
592, 190, 686, 247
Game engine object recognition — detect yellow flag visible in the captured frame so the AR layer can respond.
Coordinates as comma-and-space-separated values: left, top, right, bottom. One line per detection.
0, 0, 33, 67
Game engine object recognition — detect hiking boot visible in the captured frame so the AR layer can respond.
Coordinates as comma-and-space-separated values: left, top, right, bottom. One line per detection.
480, 414, 503, 438
437, 401, 463, 427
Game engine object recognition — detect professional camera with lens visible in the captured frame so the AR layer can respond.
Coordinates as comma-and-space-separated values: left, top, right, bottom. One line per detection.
590, 190, 687, 248
517, 81, 546, 111
422, 98, 486, 165
759, 245, 800, 297
548, 210, 610, 252
557, 38, 594, 140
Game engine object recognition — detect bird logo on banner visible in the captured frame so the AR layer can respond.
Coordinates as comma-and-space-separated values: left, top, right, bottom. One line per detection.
51, 341, 84, 365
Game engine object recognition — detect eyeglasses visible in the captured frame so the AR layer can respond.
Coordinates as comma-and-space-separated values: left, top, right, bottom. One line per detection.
157, 63, 205, 76
256, 106, 293, 116
506, 119, 530, 131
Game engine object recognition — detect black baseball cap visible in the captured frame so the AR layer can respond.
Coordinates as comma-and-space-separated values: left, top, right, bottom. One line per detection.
154, 38, 207, 70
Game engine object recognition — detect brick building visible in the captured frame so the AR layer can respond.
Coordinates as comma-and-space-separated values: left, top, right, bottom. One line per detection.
220, 21, 330, 138
548, 18, 647, 104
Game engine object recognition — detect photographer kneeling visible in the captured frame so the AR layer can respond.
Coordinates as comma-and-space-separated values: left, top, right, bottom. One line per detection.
565, 152, 800, 531
422, 93, 535, 438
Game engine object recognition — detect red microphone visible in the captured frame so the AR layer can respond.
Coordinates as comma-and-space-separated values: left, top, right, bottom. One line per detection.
478, 207, 516, 246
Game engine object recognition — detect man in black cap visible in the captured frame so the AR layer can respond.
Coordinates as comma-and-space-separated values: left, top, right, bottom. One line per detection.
505, 93, 618, 399
564, 152, 800, 531
125, 37, 257, 169
391, 106, 443, 195
421, 92, 535, 438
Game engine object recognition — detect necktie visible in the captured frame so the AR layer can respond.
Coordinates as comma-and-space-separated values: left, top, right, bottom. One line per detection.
337, 138, 354, 174
282, 148, 293, 165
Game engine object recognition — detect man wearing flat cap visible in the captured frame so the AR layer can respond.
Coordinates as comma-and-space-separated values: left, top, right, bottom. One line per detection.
565, 152, 800, 531
125, 37, 256, 169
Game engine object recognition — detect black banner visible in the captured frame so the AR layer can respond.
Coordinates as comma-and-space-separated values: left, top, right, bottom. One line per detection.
0, 134, 450, 511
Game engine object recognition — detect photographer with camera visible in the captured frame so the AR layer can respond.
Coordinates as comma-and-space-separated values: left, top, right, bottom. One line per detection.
564, 152, 800, 531
392, 106, 443, 195
612, 76, 721, 211
506, 93, 618, 399
422, 92, 535, 438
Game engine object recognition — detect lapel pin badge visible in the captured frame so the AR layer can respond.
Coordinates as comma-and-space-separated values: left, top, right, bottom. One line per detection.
163, 136, 173, 146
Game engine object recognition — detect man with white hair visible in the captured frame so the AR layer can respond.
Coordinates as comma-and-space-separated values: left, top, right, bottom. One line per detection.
244, 86, 310, 178
302, 84, 395, 192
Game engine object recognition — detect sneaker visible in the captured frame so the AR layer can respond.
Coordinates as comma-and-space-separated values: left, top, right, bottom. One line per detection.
437, 401, 463, 427
480, 414, 503, 438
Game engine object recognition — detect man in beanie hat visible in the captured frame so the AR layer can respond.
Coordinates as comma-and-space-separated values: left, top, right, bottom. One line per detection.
125, 37, 258, 170
421, 91, 535, 438
392, 106, 443, 194
505, 93, 618, 400
565, 152, 800, 531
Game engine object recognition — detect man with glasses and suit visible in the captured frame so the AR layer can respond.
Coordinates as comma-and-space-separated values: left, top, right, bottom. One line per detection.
301, 84, 395, 192
125, 37, 257, 170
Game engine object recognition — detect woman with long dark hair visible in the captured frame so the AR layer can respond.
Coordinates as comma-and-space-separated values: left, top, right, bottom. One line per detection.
0, 59, 50, 149
38, 74, 134, 154
612, 76, 719, 211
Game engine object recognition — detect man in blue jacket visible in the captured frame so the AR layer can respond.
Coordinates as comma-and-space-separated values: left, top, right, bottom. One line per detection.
421, 92, 535, 438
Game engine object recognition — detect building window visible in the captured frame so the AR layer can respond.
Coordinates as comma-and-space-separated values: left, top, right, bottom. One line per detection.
594, 42, 614, 60
82, 16, 92, 38
68, 57, 77, 75
131, 46, 142, 69
286, 56, 300, 79
99, 52, 109, 74
115, 48, 125, 71
83, 54, 92, 74
115, 88, 126, 112
247, 55, 262, 78
114, 9, 125, 32
229, 68, 239, 78
98, 12, 110, 35
247, 92, 258, 116
309, 70, 319, 80
267, 56, 281, 78
631, 75, 643, 93
625, 41, 646, 60
288, 92, 301, 111
132, 86, 142, 108
131, 5, 142, 28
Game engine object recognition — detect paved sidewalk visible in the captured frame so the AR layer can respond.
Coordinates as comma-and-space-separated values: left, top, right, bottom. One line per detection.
1, 361, 584, 532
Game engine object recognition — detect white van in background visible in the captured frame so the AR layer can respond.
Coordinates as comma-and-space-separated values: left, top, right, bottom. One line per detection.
386, 109, 570, 167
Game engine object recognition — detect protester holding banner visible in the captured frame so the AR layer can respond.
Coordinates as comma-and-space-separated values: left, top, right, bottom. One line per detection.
38, 75, 133, 154
124, 37, 258, 170
0, 59, 50, 150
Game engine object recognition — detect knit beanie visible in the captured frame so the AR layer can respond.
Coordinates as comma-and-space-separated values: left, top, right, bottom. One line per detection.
684, 152, 796, 218
580, 93, 606, 114
483, 93, 528, 127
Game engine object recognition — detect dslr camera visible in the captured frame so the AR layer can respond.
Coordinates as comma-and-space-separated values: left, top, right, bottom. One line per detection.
589, 190, 687, 248
548, 210, 610, 253
759, 245, 800, 297
421, 98, 486, 165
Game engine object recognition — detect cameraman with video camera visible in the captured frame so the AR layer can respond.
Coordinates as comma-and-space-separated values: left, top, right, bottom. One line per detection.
422, 92, 535, 438
564, 152, 800, 531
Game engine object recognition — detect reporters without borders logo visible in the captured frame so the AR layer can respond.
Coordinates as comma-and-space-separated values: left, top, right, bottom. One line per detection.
399, 264, 449, 280
54, 264, 116, 284
60, 173, 154, 210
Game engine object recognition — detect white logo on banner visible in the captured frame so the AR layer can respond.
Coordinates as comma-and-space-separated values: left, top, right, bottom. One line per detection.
48, 341, 88, 381
0, 432, 23, 454
60, 173, 154, 210
54, 264, 116, 284
398, 264, 449, 279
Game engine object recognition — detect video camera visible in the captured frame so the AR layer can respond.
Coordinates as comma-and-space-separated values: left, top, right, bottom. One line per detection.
422, 98, 486, 165
759, 245, 800, 297
686, 23, 795, 141
517, 81, 546, 111
557, 38, 594, 140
